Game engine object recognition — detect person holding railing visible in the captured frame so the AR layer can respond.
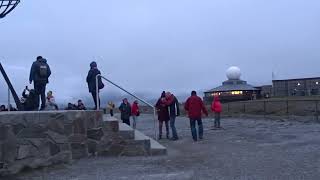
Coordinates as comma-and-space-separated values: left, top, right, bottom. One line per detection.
86, 61, 104, 110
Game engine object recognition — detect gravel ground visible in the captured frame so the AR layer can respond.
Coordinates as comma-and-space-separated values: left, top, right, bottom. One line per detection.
6, 114, 320, 180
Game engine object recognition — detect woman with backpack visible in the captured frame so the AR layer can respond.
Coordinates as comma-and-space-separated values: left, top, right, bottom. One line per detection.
211, 96, 222, 129
131, 100, 140, 129
86, 61, 104, 110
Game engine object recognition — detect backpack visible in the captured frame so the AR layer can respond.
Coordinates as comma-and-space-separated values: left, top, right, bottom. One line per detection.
38, 62, 48, 78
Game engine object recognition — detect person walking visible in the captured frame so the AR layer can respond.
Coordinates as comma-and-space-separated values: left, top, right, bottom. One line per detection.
119, 98, 131, 125
156, 91, 170, 140
165, 92, 180, 141
211, 96, 222, 129
131, 100, 140, 129
108, 101, 115, 117
86, 61, 104, 110
184, 91, 208, 142
29, 56, 51, 110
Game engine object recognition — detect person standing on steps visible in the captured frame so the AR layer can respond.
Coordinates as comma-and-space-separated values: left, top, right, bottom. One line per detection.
155, 91, 170, 140
108, 101, 115, 117
29, 56, 51, 110
184, 91, 208, 142
86, 61, 104, 110
119, 98, 131, 126
211, 96, 222, 129
131, 100, 140, 129
165, 92, 180, 141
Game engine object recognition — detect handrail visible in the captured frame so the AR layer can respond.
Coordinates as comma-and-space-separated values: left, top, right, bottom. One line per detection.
96, 74, 158, 140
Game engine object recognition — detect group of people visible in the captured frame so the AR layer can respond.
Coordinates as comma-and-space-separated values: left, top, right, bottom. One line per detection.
4, 56, 224, 143
0, 104, 17, 112
118, 99, 140, 129
153, 90, 222, 142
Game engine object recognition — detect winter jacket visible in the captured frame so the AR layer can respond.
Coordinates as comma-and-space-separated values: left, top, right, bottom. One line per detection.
184, 95, 208, 119
22, 89, 38, 111
166, 95, 180, 117
211, 97, 222, 113
86, 68, 102, 93
131, 102, 140, 116
119, 102, 131, 120
156, 98, 170, 122
29, 59, 51, 84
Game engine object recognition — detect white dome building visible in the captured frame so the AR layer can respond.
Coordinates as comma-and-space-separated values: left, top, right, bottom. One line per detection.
204, 66, 259, 102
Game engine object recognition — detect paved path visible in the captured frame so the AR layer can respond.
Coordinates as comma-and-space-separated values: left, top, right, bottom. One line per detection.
9, 115, 320, 180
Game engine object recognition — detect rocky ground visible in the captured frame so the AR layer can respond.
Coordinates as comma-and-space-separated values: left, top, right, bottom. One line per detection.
6, 114, 320, 180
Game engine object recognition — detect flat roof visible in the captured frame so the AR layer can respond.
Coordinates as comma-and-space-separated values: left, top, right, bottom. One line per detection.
273, 77, 320, 82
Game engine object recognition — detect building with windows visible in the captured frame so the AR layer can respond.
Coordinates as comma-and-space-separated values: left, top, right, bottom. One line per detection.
204, 67, 260, 103
272, 77, 320, 97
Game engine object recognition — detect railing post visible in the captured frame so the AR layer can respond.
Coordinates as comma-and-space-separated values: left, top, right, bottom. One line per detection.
286, 99, 289, 118
96, 74, 100, 111
316, 100, 319, 122
8, 87, 10, 112
264, 100, 266, 118
153, 107, 158, 139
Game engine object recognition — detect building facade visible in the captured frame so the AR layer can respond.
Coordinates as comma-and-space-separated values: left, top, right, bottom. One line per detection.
272, 77, 320, 97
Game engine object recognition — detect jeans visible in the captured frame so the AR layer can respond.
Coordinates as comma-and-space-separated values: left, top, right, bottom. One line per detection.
110, 109, 114, 117
159, 121, 169, 137
132, 116, 137, 129
214, 113, 221, 128
91, 91, 100, 110
190, 118, 203, 141
170, 116, 178, 139
34, 83, 46, 110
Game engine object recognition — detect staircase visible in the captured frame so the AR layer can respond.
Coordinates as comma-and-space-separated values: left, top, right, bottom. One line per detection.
97, 116, 167, 156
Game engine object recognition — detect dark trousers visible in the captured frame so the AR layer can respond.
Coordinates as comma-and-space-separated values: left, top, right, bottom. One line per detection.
122, 118, 130, 126
170, 116, 178, 139
110, 109, 114, 117
214, 113, 221, 128
190, 118, 203, 141
159, 121, 169, 137
34, 83, 46, 110
91, 91, 100, 110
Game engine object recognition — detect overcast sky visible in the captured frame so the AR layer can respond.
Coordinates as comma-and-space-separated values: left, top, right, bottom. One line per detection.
1, 0, 320, 105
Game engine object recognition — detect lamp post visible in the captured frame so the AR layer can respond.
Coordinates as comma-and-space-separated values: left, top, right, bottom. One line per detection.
0, 0, 20, 18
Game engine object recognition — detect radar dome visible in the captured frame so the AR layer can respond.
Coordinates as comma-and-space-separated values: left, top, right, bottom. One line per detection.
226, 66, 241, 80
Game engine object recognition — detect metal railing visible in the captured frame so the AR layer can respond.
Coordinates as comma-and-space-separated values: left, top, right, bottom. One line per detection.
96, 74, 158, 139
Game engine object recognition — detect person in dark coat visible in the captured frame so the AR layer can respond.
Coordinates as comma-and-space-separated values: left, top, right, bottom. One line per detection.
86, 61, 104, 110
165, 92, 180, 141
119, 98, 131, 125
21, 87, 38, 111
29, 56, 51, 110
155, 91, 170, 140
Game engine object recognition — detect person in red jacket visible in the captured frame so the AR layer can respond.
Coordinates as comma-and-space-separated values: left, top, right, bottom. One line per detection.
211, 96, 222, 129
184, 91, 208, 141
131, 100, 140, 129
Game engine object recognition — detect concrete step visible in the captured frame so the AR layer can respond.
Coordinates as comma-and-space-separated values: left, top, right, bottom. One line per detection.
118, 123, 135, 139
134, 130, 167, 156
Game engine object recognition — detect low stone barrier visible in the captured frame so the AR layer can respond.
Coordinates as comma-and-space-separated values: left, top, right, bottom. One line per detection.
0, 110, 103, 176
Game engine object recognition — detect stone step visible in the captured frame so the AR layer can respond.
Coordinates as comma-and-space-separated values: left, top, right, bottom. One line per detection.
118, 123, 167, 156
134, 129, 167, 156
118, 123, 135, 139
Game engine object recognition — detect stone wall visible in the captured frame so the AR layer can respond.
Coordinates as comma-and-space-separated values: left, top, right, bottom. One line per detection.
0, 110, 103, 176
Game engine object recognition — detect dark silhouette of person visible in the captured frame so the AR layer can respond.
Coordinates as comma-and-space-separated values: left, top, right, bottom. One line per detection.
29, 56, 51, 110
86, 61, 104, 110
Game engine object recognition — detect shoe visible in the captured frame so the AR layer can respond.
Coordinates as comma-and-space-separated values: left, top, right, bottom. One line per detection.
158, 135, 162, 140
166, 135, 170, 139
199, 137, 203, 140
170, 137, 179, 141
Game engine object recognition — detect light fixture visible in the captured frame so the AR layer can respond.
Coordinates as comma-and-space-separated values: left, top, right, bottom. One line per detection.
316, 82, 319, 85
297, 83, 301, 86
